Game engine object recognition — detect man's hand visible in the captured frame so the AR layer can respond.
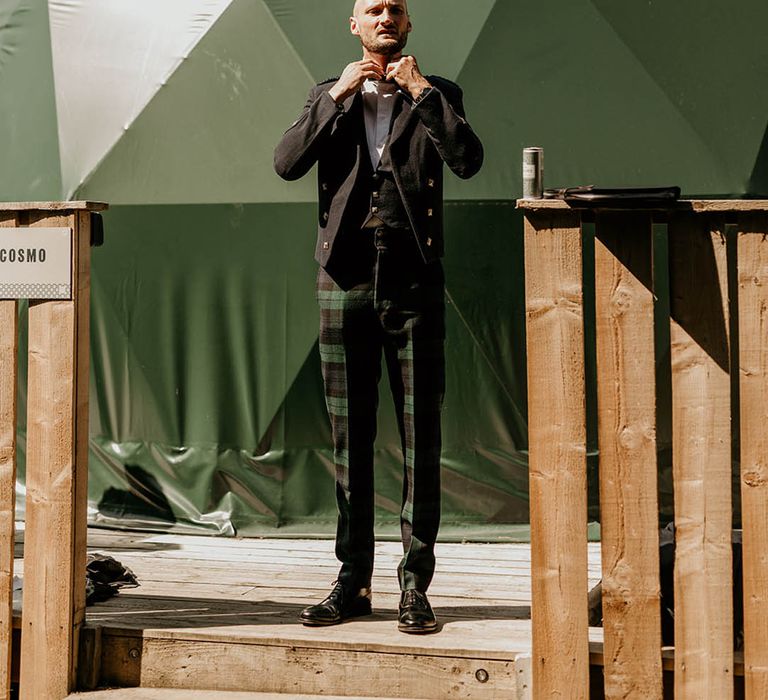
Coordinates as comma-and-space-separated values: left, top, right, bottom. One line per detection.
385, 56, 431, 100
328, 60, 385, 103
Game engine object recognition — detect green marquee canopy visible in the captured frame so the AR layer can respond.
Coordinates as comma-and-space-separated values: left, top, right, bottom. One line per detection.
1, 0, 767, 537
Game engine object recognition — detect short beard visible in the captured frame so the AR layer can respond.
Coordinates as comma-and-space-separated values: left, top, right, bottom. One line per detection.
362, 32, 408, 56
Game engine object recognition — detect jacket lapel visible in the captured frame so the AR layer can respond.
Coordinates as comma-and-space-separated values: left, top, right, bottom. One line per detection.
388, 91, 414, 150
342, 90, 360, 114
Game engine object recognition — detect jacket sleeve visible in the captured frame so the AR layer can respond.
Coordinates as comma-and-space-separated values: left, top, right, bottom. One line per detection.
274, 85, 343, 181
411, 83, 483, 180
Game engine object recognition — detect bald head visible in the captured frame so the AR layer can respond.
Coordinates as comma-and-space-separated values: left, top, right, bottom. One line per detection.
350, 0, 412, 56
352, 0, 409, 17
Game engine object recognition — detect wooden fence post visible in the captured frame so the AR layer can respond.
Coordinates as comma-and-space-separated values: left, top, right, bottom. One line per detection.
737, 212, 768, 700
668, 212, 733, 700
594, 211, 662, 699
523, 208, 590, 700
0, 213, 18, 700
0, 202, 105, 700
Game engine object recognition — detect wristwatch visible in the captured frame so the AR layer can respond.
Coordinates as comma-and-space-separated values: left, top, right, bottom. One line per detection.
413, 86, 432, 104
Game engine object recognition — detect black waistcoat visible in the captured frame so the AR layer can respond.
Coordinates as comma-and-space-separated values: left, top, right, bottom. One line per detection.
365, 144, 411, 229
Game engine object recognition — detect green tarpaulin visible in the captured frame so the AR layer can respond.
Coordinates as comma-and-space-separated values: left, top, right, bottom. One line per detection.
1, 0, 767, 537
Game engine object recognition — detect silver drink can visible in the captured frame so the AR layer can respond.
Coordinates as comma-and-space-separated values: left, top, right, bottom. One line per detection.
522, 147, 544, 199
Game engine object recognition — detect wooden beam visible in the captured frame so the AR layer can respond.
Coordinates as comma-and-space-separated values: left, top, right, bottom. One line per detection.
72, 212, 92, 686
517, 200, 768, 213
98, 632, 519, 698
594, 211, 662, 699
524, 210, 589, 699
668, 213, 733, 700
0, 213, 18, 700
0, 202, 107, 212
67, 691, 432, 700
19, 211, 90, 699
736, 212, 768, 700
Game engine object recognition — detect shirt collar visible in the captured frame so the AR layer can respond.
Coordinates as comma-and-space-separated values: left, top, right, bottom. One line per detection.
362, 79, 398, 96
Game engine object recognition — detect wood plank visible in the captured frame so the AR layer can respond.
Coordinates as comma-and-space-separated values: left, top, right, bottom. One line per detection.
96, 617, 542, 659
594, 211, 662, 699
523, 210, 589, 699
94, 573, 540, 599
77, 625, 102, 691
19, 212, 88, 699
736, 213, 768, 700
80, 550, 538, 571
668, 213, 733, 699
72, 212, 92, 686
68, 690, 425, 700
80, 530, 604, 561
0, 213, 17, 700
78, 553, 533, 576
98, 632, 519, 699
0, 202, 107, 212
85, 540, 540, 562
517, 199, 768, 213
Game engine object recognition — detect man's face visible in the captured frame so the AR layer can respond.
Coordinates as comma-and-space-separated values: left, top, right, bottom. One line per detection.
351, 0, 411, 56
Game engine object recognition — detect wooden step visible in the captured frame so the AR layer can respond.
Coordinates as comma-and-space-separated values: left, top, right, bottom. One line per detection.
62, 533, 547, 700
68, 691, 422, 700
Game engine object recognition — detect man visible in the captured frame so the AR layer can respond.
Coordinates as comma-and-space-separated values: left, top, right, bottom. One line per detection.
274, 0, 483, 634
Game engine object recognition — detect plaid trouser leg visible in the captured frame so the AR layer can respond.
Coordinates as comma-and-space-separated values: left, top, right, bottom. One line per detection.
385, 333, 445, 592
317, 267, 380, 593
317, 227, 445, 594
379, 252, 445, 593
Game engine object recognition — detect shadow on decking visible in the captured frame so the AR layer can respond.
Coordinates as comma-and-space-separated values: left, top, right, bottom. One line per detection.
87, 595, 531, 630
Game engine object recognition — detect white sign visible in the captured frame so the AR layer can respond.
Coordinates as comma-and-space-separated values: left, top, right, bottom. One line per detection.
0, 227, 72, 300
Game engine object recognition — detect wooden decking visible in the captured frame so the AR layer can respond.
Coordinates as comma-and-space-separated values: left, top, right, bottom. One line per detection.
18, 529, 603, 698
17, 529, 602, 698
67, 691, 425, 700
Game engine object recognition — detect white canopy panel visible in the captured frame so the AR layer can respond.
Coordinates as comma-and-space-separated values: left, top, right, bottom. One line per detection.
49, 0, 233, 197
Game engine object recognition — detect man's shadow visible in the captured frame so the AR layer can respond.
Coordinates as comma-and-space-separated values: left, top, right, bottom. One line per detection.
97, 464, 176, 527
87, 595, 531, 632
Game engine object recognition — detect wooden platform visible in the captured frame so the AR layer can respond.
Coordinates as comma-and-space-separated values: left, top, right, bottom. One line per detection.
19, 530, 603, 698
67, 691, 423, 700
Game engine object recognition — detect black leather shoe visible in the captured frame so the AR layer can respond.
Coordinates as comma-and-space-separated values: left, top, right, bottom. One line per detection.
398, 589, 438, 634
299, 582, 372, 626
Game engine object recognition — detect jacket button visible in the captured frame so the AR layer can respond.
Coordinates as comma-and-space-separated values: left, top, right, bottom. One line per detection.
321, 183, 328, 191
323, 241, 329, 250
323, 212, 329, 221
427, 238, 433, 247
372, 191, 379, 198
427, 209, 433, 217
371, 206, 378, 213
427, 179, 435, 188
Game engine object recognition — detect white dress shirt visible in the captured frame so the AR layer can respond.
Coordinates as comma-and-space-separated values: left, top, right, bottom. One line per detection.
361, 79, 399, 169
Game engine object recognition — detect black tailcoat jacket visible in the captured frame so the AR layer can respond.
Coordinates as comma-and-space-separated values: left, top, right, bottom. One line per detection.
274, 75, 483, 283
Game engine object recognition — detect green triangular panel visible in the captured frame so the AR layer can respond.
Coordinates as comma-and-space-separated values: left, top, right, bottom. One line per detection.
589, 0, 768, 194
262, 0, 495, 83
90, 202, 320, 447
77, 0, 316, 205
0, 0, 62, 200
447, 0, 732, 200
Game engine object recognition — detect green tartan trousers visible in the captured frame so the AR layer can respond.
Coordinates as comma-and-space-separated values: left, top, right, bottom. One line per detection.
317, 226, 445, 594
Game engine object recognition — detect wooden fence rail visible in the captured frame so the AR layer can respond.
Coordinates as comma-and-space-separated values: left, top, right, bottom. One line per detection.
519, 199, 768, 699
0, 202, 105, 699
